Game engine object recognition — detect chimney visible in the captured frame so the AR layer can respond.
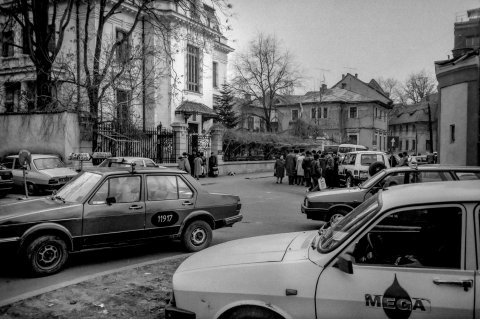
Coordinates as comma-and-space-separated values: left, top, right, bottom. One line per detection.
355, 73, 358, 78
342, 74, 345, 79
320, 84, 327, 94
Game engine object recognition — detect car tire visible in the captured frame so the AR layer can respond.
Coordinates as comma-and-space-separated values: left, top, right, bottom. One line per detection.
329, 208, 350, 225
24, 235, 68, 276
227, 306, 283, 319
26, 182, 38, 196
369, 161, 387, 177
182, 220, 212, 252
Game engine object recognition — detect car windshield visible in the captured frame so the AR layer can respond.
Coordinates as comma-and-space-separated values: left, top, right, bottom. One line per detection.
318, 194, 380, 253
55, 172, 102, 202
359, 170, 387, 189
34, 158, 66, 170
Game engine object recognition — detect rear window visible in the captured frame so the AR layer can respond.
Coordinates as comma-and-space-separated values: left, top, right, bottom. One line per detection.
456, 171, 480, 180
360, 154, 384, 166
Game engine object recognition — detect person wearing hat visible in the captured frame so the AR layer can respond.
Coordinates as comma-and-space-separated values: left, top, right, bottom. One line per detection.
177, 152, 191, 173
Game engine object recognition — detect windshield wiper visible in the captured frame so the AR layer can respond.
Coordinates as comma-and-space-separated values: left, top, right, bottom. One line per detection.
52, 195, 65, 203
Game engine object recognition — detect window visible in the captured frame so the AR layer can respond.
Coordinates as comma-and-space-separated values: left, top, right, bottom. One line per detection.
456, 171, 480, 180
116, 29, 130, 63
378, 172, 408, 187
311, 107, 316, 119
450, 124, 455, 143
186, 44, 200, 92
2, 158, 14, 169
426, 140, 431, 151
212, 61, 218, 88
406, 140, 409, 151
360, 154, 384, 166
116, 90, 130, 125
322, 107, 328, 119
292, 109, 299, 121
2, 30, 14, 57
177, 177, 193, 199
260, 119, 265, 132
91, 176, 141, 204
347, 154, 357, 165
375, 108, 378, 118
247, 116, 254, 130
352, 206, 462, 269
147, 175, 178, 201
466, 36, 480, 48
4, 82, 20, 112
348, 134, 358, 145
412, 139, 416, 150
48, 24, 56, 54
349, 106, 357, 118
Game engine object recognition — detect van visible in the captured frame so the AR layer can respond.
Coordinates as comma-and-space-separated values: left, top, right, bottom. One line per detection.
338, 144, 368, 154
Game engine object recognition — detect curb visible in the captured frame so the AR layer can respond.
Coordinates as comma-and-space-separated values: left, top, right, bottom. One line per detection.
0, 253, 191, 308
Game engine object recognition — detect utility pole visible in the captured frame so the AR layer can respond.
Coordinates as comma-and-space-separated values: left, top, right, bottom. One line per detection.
426, 95, 434, 153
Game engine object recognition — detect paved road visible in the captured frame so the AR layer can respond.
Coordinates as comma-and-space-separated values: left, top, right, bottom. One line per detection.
0, 173, 322, 305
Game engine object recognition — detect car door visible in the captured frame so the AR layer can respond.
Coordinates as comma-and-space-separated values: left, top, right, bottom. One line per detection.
316, 204, 473, 318
144, 174, 196, 238
82, 175, 145, 246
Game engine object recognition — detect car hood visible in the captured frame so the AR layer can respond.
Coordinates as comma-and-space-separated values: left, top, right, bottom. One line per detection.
40, 168, 77, 178
176, 232, 304, 273
307, 187, 364, 201
0, 198, 77, 223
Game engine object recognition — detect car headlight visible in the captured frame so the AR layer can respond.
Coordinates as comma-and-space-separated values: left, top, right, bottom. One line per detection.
304, 198, 309, 207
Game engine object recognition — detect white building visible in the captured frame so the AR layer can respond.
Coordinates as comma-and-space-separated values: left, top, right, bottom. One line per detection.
0, 0, 233, 134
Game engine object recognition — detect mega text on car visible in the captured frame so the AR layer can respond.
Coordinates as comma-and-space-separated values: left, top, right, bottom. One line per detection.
0, 167, 242, 276
167, 180, 480, 319
302, 165, 480, 224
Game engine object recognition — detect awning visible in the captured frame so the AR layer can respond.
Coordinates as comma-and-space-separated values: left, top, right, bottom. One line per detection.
175, 101, 218, 119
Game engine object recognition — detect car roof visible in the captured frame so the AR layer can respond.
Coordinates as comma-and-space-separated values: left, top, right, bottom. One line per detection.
347, 151, 385, 155
105, 157, 154, 162
7, 154, 60, 159
380, 180, 480, 210
384, 165, 480, 173
85, 167, 184, 175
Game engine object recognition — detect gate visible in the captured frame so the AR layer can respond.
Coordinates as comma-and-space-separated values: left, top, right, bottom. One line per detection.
95, 123, 176, 164
187, 133, 211, 155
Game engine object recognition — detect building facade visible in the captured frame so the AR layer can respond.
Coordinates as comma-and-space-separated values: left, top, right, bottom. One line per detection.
0, 1, 233, 135
453, 8, 480, 58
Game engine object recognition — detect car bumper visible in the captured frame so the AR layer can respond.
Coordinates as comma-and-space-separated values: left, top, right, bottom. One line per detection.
0, 180, 14, 191
223, 214, 243, 226
301, 204, 329, 221
165, 305, 196, 318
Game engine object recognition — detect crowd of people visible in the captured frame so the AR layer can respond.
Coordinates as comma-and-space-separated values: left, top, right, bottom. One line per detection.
177, 151, 218, 180
274, 149, 341, 192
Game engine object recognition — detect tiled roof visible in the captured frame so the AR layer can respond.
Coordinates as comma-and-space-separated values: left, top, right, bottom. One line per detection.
275, 87, 381, 106
175, 101, 217, 117
389, 95, 438, 125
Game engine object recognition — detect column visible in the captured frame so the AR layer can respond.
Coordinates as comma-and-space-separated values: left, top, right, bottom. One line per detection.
171, 122, 188, 159
210, 126, 225, 163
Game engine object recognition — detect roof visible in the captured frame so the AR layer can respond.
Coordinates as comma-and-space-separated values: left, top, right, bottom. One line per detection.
380, 180, 480, 210
331, 73, 392, 106
389, 94, 438, 125
175, 101, 217, 118
435, 49, 479, 67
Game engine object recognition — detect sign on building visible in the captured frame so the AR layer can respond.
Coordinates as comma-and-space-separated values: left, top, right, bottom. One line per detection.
388, 136, 400, 150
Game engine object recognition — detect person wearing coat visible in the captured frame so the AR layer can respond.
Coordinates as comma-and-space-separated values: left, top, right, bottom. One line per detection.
296, 152, 305, 186
302, 151, 313, 189
285, 150, 297, 185
177, 152, 191, 173
208, 152, 218, 177
193, 153, 203, 180
274, 155, 286, 184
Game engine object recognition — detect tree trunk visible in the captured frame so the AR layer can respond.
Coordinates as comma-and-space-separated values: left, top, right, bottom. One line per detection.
35, 65, 52, 110
88, 87, 100, 152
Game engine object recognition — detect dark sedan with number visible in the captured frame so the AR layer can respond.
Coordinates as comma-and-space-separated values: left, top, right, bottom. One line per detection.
0, 167, 242, 276
301, 165, 480, 224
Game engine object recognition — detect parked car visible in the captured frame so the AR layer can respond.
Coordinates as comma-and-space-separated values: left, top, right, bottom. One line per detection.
97, 156, 165, 168
166, 180, 480, 319
409, 154, 428, 165
302, 165, 480, 223
0, 164, 14, 194
338, 151, 390, 187
2, 154, 78, 195
0, 167, 242, 276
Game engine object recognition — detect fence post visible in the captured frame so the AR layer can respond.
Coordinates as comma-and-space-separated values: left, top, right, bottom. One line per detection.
171, 122, 188, 160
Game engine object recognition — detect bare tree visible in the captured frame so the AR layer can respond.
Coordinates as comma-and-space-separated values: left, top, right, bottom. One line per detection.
376, 77, 404, 104
401, 70, 437, 104
0, 0, 75, 110
231, 34, 302, 132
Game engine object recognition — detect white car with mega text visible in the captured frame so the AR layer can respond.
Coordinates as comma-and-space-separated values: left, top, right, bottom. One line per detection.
166, 180, 480, 319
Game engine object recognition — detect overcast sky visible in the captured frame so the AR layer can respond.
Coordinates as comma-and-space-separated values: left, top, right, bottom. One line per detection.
223, 0, 480, 93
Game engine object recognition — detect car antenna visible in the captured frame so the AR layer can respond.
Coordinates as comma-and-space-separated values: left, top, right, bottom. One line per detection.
129, 162, 136, 174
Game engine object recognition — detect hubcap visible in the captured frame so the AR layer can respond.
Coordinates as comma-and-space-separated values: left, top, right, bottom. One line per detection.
191, 227, 206, 246
36, 243, 61, 269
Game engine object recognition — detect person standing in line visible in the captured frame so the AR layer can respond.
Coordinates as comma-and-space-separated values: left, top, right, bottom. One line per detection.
188, 152, 195, 177
332, 152, 340, 188
285, 149, 297, 185
274, 155, 286, 184
296, 152, 305, 185
200, 152, 207, 177
302, 151, 313, 189
208, 151, 218, 177
193, 153, 203, 180
310, 153, 322, 192
324, 153, 334, 188
177, 152, 191, 173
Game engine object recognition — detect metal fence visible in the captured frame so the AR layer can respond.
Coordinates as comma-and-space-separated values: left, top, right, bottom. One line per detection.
95, 123, 176, 164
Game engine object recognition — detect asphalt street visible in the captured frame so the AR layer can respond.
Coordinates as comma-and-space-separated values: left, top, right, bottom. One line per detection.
0, 172, 322, 306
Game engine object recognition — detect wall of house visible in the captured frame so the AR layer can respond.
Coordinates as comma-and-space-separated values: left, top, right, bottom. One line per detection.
0, 112, 81, 162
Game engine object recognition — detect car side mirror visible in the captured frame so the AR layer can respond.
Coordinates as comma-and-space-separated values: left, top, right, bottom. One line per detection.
333, 255, 353, 274
106, 197, 116, 205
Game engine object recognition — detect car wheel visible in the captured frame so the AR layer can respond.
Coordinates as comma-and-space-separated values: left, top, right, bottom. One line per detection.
24, 235, 68, 276
227, 306, 283, 319
182, 220, 212, 252
329, 208, 349, 225
346, 175, 353, 188
26, 182, 38, 196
